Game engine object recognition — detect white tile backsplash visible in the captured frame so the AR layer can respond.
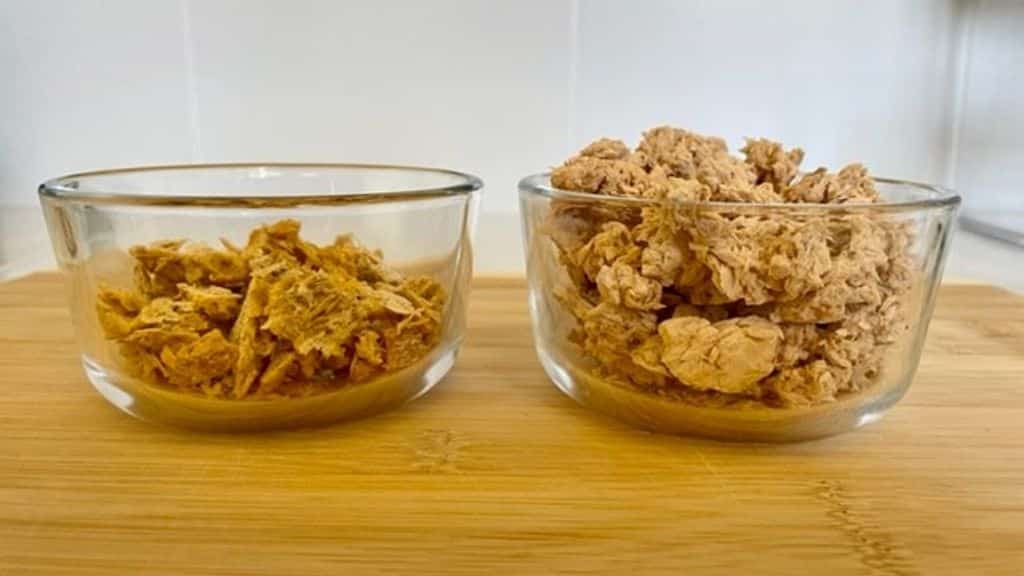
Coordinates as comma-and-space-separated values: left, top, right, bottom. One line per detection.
187, 0, 573, 213
0, 0, 194, 206
5, 0, 1019, 280
954, 0, 1024, 213
574, 0, 959, 185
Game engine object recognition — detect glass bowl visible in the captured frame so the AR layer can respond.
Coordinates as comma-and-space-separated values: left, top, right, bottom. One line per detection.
520, 174, 959, 442
39, 164, 481, 431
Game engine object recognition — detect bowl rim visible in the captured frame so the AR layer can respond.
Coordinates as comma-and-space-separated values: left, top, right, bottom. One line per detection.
38, 162, 483, 207
518, 173, 961, 214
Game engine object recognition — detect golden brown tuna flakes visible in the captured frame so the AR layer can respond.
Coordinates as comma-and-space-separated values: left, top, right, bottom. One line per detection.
96, 220, 444, 399
546, 126, 913, 407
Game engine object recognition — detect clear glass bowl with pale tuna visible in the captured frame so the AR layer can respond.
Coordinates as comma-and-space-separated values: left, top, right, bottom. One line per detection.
520, 127, 959, 441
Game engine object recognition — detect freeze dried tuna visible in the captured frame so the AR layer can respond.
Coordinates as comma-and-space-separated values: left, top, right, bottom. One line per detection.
659, 316, 782, 395
545, 126, 913, 407
96, 220, 445, 399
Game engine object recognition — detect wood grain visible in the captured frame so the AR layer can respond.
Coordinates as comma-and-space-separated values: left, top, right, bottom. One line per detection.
0, 273, 1022, 575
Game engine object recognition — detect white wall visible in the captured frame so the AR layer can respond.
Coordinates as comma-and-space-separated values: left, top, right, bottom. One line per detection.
0, 0, 574, 215
0, 0, 195, 201
953, 0, 1024, 213
575, 0, 958, 184
1, 0, 962, 273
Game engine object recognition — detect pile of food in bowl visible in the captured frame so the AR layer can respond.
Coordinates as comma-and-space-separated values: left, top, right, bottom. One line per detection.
95, 219, 444, 399
521, 125, 957, 440
40, 164, 479, 431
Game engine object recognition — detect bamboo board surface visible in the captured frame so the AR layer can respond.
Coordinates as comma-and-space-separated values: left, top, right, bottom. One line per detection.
1, 272, 1022, 575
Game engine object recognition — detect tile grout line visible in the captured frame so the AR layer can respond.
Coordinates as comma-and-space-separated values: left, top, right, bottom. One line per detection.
946, 0, 975, 191
180, 0, 203, 162
566, 0, 579, 155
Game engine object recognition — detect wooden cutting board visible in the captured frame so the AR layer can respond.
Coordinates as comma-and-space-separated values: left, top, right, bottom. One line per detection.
1, 272, 1022, 575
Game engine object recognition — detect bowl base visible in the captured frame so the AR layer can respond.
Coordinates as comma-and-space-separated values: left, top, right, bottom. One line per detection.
83, 343, 458, 432
535, 343, 904, 443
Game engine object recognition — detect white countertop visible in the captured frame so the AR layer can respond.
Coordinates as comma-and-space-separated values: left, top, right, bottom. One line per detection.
3, 205, 1022, 292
